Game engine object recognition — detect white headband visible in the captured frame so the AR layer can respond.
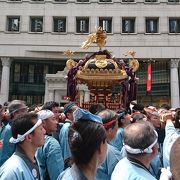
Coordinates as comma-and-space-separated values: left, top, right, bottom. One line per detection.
124, 130, 158, 154
37, 110, 54, 121
9, 119, 42, 144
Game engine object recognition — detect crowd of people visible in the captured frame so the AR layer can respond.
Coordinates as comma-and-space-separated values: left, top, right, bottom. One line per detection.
0, 100, 180, 180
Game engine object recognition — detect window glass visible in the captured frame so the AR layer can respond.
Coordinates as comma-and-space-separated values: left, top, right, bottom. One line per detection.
168, 0, 179, 2
77, 0, 89, 2
122, 0, 134, 2
14, 63, 20, 82
146, 18, 158, 33
76, 17, 89, 33
145, 0, 157, 2
30, 17, 43, 32
20, 64, 28, 83
28, 64, 35, 83
7, 16, 20, 32
122, 18, 135, 33
99, 0, 112, 2
53, 17, 66, 32
99, 18, 112, 33
54, 0, 67, 2
169, 18, 180, 33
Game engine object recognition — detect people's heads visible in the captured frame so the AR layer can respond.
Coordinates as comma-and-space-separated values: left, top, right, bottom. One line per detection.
10, 113, 46, 147
68, 120, 107, 167
145, 110, 161, 128
69, 108, 107, 166
123, 121, 158, 159
89, 103, 106, 115
116, 109, 131, 128
132, 103, 145, 114
37, 110, 57, 134
174, 110, 180, 128
130, 113, 147, 124
42, 101, 59, 121
64, 102, 78, 121
160, 104, 171, 111
170, 137, 180, 180
0, 106, 9, 123
98, 109, 118, 141
8, 100, 28, 119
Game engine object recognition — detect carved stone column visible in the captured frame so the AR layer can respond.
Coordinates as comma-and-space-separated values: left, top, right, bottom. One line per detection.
0, 57, 11, 105
170, 59, 180, 108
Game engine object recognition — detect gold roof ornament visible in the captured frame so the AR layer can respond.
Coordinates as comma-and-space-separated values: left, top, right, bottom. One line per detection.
125, 50, 139, 72
63, 49, 77, 70
81, 27, 107, 50
76, 52, 128, 88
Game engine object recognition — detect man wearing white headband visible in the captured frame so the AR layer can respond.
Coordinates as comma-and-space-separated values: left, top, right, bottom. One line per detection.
0, 100, 28, 166
36, 109, 64, 180
0, 113, 45, 180
111, 121, 158, 180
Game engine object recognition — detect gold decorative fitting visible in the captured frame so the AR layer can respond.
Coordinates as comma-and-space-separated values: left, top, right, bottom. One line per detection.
63, 49, 74, 58
125, 50, 139, 72
81, 27, 107, 50
64, 49, 77, 70
129, 59, 139, 72
66, 59, 77, 70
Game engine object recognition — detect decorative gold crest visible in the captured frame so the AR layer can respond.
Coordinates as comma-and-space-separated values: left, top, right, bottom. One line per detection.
95, 55, 108, 68
81, 27, 107, 50
125, 50, 139, 72
64, 49, 77, 70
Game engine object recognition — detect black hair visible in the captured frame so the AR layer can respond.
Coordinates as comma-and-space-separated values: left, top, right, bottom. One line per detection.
42, 101, 59, 111
174, 110, 180, 128
8, 100, 26, 119
98, 109, 118, 130
116, 109, 128, 128
132, 104, 145, 113
68, 120, 106, 165
63, 102, 77, 116
160, 104, 171, 110
11, 113, 38, 139
89, 103, 106, 115
131, 113, 146, 124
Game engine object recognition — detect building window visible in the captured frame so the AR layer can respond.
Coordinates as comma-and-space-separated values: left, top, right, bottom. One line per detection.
77, 0, 89, 2
145, 0, 157, 2
53, 17, 66, 32
34, 64, 44, 83
99, 0, 112, 2
76, 17, 89, 33
122, 0, 134, 2
14, 63, 20, 82
146, 18, 158, 33
169, 18, 180, 33
122, 18, 135, 33
168, 0, 179, 2
8, 0, 22, 1
28, 64, 35, 83
99, 17, 112, 33
31, 0, 44, 1
7, 16, 20, 32
54, 0, 67, 2
30, 17, 43, 32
